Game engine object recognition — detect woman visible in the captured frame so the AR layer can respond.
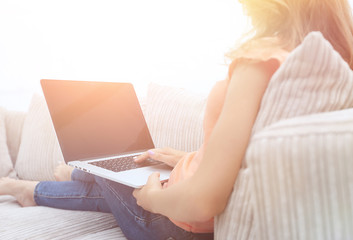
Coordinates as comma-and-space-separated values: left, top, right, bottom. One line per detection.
2, 0, 353, 239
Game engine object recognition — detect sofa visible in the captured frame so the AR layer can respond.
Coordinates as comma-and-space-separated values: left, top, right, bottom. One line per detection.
1, 32, 353, 240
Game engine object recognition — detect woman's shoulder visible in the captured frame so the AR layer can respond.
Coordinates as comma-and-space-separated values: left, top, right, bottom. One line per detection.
228, 39, 290, 81
229, 37, 290, 63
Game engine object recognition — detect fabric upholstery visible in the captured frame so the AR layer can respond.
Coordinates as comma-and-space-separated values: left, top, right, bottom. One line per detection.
0, 195, 126, 239
4, 110, 26, 166
0, 107, 16, 178
215, 31, 353, 239
146, 83, 206, 152
15, 94, 64, 181
248, 109, 353, 239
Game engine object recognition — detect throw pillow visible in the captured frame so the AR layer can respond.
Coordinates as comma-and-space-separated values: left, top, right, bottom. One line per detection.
15, 94, 64, 181
145, 83, 207, 152
0, 107, 17, 178
252, 31, 353, 133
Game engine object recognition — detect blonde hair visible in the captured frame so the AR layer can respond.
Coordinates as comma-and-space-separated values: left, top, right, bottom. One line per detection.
229, 0, 353, 69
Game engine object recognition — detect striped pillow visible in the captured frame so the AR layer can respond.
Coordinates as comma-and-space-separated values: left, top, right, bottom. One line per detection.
215, 31, 353, 239
252, 31, 353, 134
145, 83, 206, 152
15, 94, 64, 181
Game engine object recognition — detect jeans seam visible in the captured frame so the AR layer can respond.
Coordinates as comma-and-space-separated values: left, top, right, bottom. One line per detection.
33, 182, 40, 205
34, 182, 105, 200
34, 194, 105, 200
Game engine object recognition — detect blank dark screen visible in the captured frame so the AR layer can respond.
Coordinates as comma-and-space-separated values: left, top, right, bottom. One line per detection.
41, 80, 154, 162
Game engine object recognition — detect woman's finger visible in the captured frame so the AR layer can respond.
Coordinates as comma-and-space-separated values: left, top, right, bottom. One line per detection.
134, 148, 184, 167
133, 150, 152, 163
134, 149, 165, 163
133, 172, 161, 211
146, 172, 161, 186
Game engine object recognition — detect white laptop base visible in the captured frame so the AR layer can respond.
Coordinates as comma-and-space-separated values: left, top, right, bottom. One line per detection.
69, 160, 171, 188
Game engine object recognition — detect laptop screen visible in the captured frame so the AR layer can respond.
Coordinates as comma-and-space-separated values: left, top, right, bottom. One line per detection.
41, 80, 155, 162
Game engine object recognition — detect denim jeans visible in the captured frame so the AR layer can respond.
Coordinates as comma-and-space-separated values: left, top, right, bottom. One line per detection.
34, 169, 213, 240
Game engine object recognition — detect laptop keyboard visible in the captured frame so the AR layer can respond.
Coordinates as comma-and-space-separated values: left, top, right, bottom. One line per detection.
88, 155, 160, 173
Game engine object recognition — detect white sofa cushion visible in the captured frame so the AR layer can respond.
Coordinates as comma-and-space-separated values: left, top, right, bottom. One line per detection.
146, 83, 206, 152
247, 109, 353, 239
0, 107, 16, 178
15, 94, 64, 181
215, 32, 353, 239
0, 195, 126, 239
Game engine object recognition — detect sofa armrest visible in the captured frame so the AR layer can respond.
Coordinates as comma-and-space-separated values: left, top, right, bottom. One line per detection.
4, 109, 26, 166
246, 109, 353, 239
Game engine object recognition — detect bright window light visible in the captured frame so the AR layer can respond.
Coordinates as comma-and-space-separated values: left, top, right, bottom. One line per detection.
0, 0, 249, 111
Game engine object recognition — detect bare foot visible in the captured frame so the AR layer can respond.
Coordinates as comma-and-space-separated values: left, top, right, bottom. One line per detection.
0, 177, 38, 207
54, 163, 74, 181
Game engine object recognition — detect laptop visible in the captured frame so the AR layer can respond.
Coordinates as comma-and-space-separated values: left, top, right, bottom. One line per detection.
41, 79, 172, 188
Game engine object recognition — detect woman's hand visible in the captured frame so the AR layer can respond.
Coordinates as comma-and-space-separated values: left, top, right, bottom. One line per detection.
134, 147, 187, 167
132, 148, 187, 213
132, 172, 163, 213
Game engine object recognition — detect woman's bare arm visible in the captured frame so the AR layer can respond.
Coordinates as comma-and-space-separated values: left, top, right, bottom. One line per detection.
133, 60, 278, 223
